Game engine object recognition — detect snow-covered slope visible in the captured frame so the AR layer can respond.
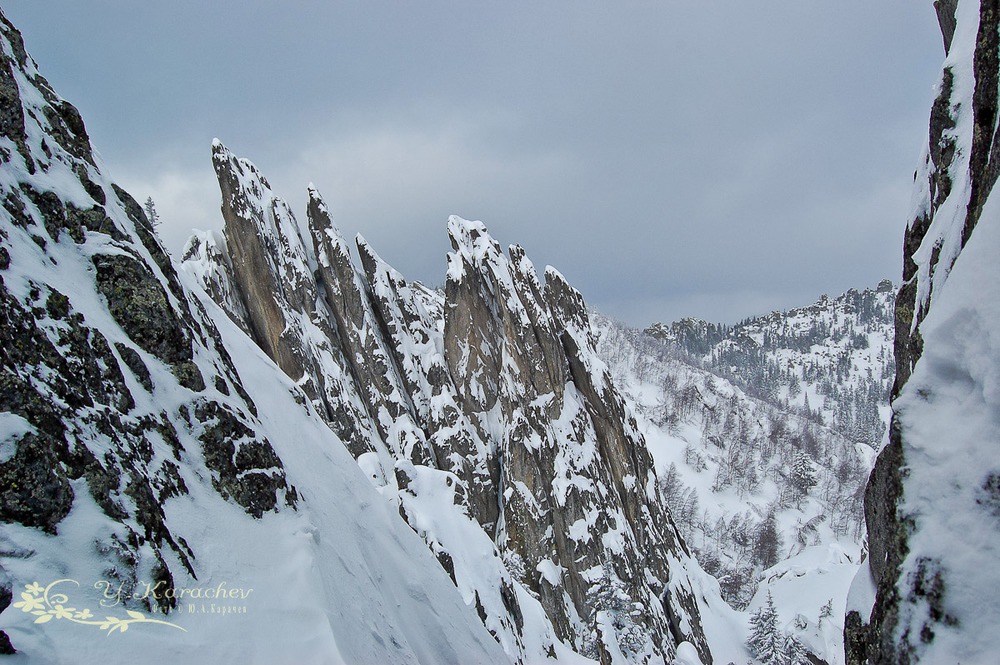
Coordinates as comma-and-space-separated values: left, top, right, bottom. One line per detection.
0, 11, 509, 664
619, 284, 897, 662
846, 2, 1000, 663
594, 315, 872, 664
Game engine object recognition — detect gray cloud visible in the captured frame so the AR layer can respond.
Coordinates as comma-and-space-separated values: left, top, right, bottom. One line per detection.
4, 0, 944, 325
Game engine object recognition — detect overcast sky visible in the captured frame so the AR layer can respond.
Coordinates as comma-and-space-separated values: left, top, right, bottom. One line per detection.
4, 1, 944, 326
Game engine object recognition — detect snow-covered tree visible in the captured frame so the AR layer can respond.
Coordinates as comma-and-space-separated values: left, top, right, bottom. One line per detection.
585, 561, 648, 659
787, 372, 802, 399
747, 591, 781, 663
782, 633, 808, 665
746, 592, 810, 664
790, 452, 817, 496
660, 463, 682, 504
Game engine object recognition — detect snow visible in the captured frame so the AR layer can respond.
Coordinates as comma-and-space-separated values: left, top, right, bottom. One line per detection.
592, 308, 878, 664
0, 8, 912, 660
846, 558, 876, 623
182, 178, 600, 661
824, 2, 1000, 661
891, 122, 1000, 663
673, 564, 747, 665
1, 263, 513, 664
568, 513, 598, 544
642, 285, 895, 451
1, 7, 921, 663
390, 461, 567, 661
0, 413, 34, 463
180, 229, 251, 329
909, 0, 980, 323
748, 544, 860, 662
671, 642, 704, 665
536, 559, 565, 587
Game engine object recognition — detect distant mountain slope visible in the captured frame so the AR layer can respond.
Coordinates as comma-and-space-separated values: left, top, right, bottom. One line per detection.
645, 282, 895, 447
591, 285, 894, 664
0, 10, 510, 664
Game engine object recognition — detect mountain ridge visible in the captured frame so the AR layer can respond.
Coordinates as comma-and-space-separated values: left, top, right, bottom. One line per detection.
181, 138, 737, 663
593, 297, 879, 663
4, 1, 996, 663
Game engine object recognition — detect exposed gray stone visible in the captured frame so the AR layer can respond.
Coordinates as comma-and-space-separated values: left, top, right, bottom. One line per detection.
0, 432, 73, 533
308, 186, 433, 465
93, 254, 189, 363
0, 15, 33, 174
212, 144, 307, 379
115, 342, 153, 392
193, 400, 295, 519
934, 1, 959, 54
209, 145, 380, 456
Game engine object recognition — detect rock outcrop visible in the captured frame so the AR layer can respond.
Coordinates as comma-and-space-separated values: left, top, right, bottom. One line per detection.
0, 7, 299, 648
185, 144, 381, 460
186, 147, 718, 662
846, 2, 1000, 662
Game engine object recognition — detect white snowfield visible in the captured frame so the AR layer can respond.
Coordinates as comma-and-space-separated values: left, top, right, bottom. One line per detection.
0, 199, 509, 662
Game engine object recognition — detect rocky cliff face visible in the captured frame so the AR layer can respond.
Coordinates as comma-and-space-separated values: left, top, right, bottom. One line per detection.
846, 1, 1000, 662
0, 11, 517, 663
184, 146, 719, 662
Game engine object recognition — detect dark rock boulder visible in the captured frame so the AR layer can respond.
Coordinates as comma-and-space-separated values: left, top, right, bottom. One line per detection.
93, 252, 204, 391
191, 400, 296, 519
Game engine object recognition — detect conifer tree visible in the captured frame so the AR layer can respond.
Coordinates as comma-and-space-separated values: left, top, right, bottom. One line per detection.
783, 633, 808, 665
754, 513, 780, 569
747, 591, 811, 664
746, 591, 780, 663
790, 452, 817, 496
143, 196, 160, 230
